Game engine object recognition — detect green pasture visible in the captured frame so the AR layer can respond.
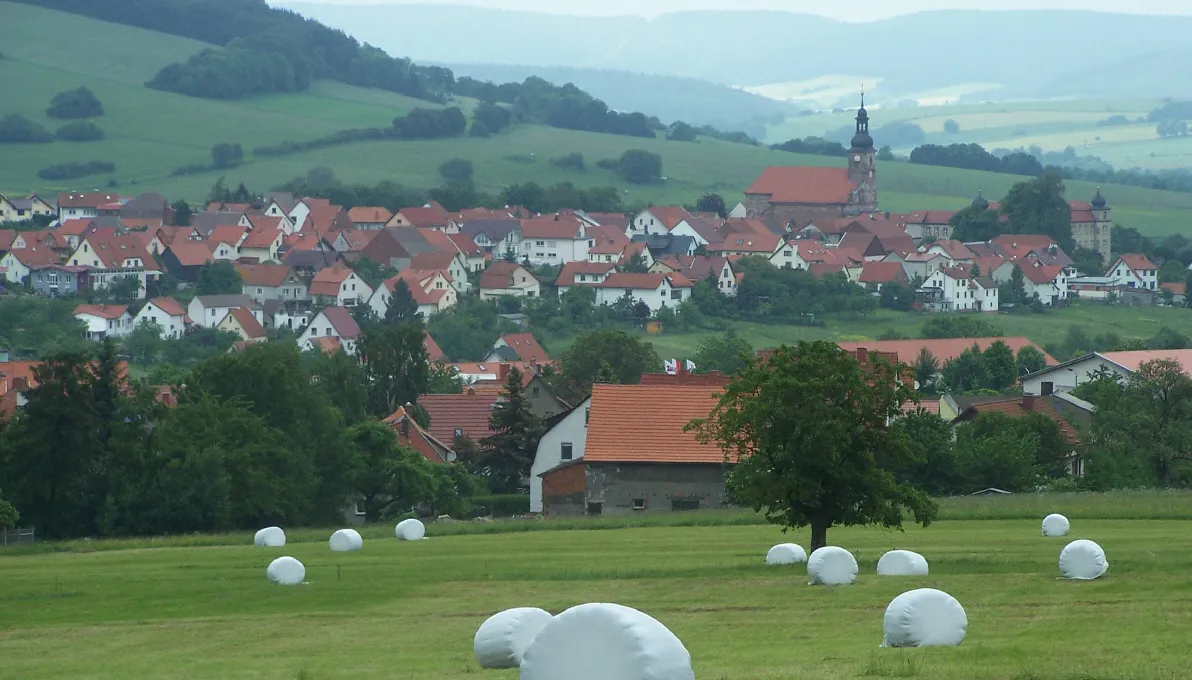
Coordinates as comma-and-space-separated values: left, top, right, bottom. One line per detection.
1, 491, 1190, 678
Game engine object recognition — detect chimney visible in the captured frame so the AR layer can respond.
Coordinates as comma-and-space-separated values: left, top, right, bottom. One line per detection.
499, 363, 511, 380
401, 417, 410, 439
1022, 395, 1036, 411
856, 347, 869, 365
466, 387, 475, 396
12, 377, 29, 393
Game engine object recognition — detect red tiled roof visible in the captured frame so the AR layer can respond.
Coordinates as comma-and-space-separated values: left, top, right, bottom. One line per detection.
73, 303, 129, 320
1115, 253, 1157, 275
6, 245, 59, 266
167, 241, 215, 268
241, 225, 282, 250
419, 389, 503, 443
808, 262, 846, 278
496, 333, 550, 363
148, 297, 186, 317
745, 166, 855, 204
522, 215, 584, 239
707, 232, 782, 253
335, 229, 379, 252
237, 263, 293, 287
224, 307, 266, 339
479, 262, 535, 290
930, 239, 974, 260
858, 261, 909, 284
646, 206, 693, 230
1162, 282, 1186, 296
308, 336, 342, 355
837, 338, 1057, 366
556, 261, 616, 286
1017, 260, 1064, 285
588, 241, 626, 255
411, 251, 458, 271
397, 206, 449, 228
447, 231, 482, 256
584, 384, 728, 463
1101, 350, 1192, 374
58, 192, 120, 209
303, 201, 348, 234
320, 306, 361, 339
0, 361, 39, 397
384, 406, 452, 463
206, 224, 247, 247
347, 206, 393, 225
597, 272, 694, 289
960, 396, 1080, 445
903, 399, 941, 415
425, 333, 444, 362
56, 218, 95, 236
310, 265, 356, 296
639, 372, 731, 387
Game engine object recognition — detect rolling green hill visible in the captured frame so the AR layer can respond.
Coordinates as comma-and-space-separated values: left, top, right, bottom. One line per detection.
2, 1, 1191, 237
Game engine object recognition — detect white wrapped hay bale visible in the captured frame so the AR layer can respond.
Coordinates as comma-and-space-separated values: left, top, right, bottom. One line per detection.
395, 518, 426, 541
881, 588, 967, 648
329, 528, 363, 552
876, 550, 929, 576
765, 543, 807, 565
253, 526, 286, 547
520, 603, 694, 680
473, 607, 553, 669
1059, 539, 1109, 580
1042, 513, 1070, 537
806, 546, 858, 586
266, 556, 306, 585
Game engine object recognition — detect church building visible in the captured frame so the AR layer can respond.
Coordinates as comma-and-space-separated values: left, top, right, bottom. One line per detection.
745, 96, 879, 231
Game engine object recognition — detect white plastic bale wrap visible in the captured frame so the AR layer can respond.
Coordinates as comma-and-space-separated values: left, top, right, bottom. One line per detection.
395, 518, 426, 541
881, 588, 967, 648
1059, 539, 1109, 580
266, 556, 306, 585
1042, 513, 1071, 537
329, 528, 363, 552
253, 526, 286, 547
876, 550, 930, 576
519, 603, 694, 680
806, 546, 858, 586
765, 543, 808, 565
472, 607, 554, 669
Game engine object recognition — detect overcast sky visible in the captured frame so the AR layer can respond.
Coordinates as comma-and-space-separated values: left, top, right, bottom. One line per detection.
283, 0, 1192, 20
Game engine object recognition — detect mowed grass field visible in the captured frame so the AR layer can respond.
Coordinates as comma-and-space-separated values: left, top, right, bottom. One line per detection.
1, 492, 1191, 679
547, 303, 1192, 360
3, 3, 1192, 236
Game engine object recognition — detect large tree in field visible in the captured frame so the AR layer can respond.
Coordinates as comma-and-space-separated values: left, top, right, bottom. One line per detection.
480, 367, 545, 493
688, 341, 936, 550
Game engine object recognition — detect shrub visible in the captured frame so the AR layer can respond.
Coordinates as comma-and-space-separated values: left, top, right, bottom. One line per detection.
0, 114, 53, 143
550, 152, 585, 171
55, 121, 104, 142
615, 149, 663, 184
439, 157, 474, 183
46, 86, 104, 119
596, 158, 618, 170
37, 161, 117, 181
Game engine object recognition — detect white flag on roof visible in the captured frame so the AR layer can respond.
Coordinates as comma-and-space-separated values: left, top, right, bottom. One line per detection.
686, 360, 697, 372
664, 359, 678, 375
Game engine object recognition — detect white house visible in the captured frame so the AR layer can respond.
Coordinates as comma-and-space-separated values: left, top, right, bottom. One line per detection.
133, 297, 189, 339
628, 207, 693, 236
0, 245, 59, 283
73, 304, 134, 340
919, 267, 999, 312
1021, 349, 1192, 396
520, 215, 591, 265
310, 265, 373, 307
410, 251, 471, 293
1105, 253, 1158, 291
57, 193, 121, 221
297, 307, 362, 356
555, 261, 616, 294
594, 272, 694, 313
1018, 261, 1070, 306
238, 264, 308, 304
479, 262, 540, 300
529, 398, 592, 513
65, 235, 155, 299
884, 251, 947, 281
368, 270, 457, 319
188, 295, 262, 329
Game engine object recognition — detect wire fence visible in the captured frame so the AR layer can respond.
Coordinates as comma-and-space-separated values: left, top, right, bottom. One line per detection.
0, 527, 35, 547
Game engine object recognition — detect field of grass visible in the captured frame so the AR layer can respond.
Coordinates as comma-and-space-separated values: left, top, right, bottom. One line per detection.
545, 303, 1192, 360
2, 492, 1191, 678
3, 2, 1191, 236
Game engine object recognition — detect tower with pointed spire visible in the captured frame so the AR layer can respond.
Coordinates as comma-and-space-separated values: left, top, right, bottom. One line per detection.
846, 91, 878, 214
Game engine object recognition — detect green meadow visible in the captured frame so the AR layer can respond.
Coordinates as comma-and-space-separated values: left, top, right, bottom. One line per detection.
3, 2, 1191, 236
1, 491, 1190, 679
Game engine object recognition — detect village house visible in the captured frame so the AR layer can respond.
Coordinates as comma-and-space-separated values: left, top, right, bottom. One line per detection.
478, 262, 540, 300
448, 232, 486, 273
347, 206, 393, 230
65, 234, 156, 298
652, 255, 738, 297
238, 220, 285, 263
74, 304, 134, 340
368, 270, 457, 319
669, 216, 725, 246
529, 397, 592, 513
217, 307, 268, 345
410, 251, 471, 293
1021, 349, 1192, 397
457, 218, 522, 256
188, 295, 263, 329
538, 383, 734, 516
520, 215, 591, 265
297, 307, 361, 355
28, 264, 89, 297
951, 394, 1085, 476
628, 206, 694, 236
857, 261, 910, 292
57, 193, 122, 222
206, 224, 248, 260
1105, 253, 1158, 291
594, 272, 694, 313
386, 204, 450, 230
237, 264, 308, 304
555, 261, 617, 293
0, 245, 60, 284
883, 250, 947, 281
918, 266, 1000, 312
0, 194, 55, 222
485, 333, 550, 364
161, 242, 216, 283
1016, 260, 1070, 306
707, 232, 784, 260
133, 297, 190, 339
383, 405, 455, 464
418, 387, 504, 444
310, 265, 373, 307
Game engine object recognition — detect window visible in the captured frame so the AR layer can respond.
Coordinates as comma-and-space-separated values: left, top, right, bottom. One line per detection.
257, 288, 263, 294
671, 498, 700, 511
353, 503, 366, 517
632, 498, 646, 511
671, 290, 682, 301
454, 427, 463, 437
325, 328, 332, 336
587, 502, 603, 516
585, 408, 590, 424
532, 387, 540, 397
536, 241, 545, 247
561, 443, 573, 460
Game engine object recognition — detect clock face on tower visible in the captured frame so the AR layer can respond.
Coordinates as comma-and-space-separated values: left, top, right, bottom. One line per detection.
854, 155, 861, 162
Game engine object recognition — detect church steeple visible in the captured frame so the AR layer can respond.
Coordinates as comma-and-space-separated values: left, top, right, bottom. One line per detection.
850, 90, 874, 151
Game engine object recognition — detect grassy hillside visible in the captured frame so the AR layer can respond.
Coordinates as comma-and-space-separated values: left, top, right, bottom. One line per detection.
2, 2, 1190, 237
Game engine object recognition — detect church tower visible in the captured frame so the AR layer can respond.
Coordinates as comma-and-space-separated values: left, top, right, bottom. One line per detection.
847, 92, 878, 213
